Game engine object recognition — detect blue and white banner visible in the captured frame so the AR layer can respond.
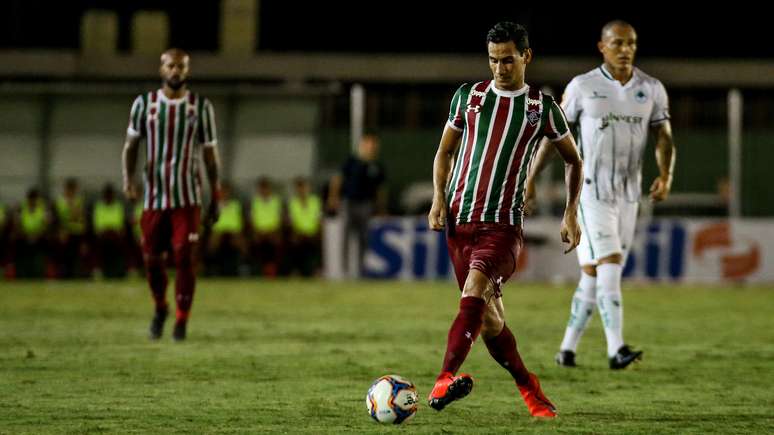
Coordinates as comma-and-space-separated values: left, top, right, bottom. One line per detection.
323, 216, 774, 283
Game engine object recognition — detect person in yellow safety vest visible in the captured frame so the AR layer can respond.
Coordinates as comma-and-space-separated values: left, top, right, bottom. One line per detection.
92, 183, 128, 278
54, 178, 88, 278
249, 177, 283, 277
14, 188, 51, 278
287, 177, 322, 277
207, 183, 245, 276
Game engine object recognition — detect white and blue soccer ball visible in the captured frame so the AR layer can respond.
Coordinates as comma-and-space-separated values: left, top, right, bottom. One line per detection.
365, 375, 418, 424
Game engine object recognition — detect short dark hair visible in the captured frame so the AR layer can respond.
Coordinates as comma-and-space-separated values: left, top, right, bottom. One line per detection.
601, 19, 634, 40
487, 22, 529, 53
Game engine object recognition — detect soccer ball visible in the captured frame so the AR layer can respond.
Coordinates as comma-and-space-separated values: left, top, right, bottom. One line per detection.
365, 375, 418, 424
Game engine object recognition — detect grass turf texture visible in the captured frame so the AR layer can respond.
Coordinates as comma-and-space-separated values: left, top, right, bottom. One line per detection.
1, 279, 773, 434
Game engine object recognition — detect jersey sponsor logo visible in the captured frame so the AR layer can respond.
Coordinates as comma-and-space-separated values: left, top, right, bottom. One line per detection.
635, 90, 648, 103
599, 112, 644, 130
471, 89, 487, 98
466, 104, 481, 113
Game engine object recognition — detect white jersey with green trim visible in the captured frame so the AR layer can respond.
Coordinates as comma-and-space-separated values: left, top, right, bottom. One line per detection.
562, 65, 670, 202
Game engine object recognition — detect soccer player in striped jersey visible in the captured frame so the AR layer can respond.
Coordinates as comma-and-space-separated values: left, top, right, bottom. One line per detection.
527, 21, 675, 369
427, 22, 583, 418
122, 48, 222, 342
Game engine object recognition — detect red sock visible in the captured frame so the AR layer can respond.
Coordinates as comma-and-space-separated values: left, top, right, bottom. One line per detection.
484, 324, 530, 386
174, 246, 195, 322
145, 257, 168, 311
440, 296, 486, 376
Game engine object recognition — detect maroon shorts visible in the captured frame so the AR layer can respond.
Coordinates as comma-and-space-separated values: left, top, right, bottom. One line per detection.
446, 222, 523, 297
140, 206, 201, 256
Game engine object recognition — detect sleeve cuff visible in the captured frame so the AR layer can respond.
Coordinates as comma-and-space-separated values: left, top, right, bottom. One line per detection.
202, 141, 218, 148
126, 127, 141, 138
549, 130, 571, 142
446, 121, 463, 132
650, 117, 670, 125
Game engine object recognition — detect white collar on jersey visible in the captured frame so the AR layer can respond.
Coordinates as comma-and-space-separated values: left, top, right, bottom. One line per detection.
491, 83, 529, 97
599, 64, 640, 88
157, 89, 190, 103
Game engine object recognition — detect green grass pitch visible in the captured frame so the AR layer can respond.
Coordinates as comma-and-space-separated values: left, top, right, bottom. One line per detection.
1, 279, 773, 434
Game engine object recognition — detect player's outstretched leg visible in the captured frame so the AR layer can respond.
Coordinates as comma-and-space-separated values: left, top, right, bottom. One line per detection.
428, 286, 486, 411
145, 254, 169, 340
556, 271, 597, 367
483, 300, 557, 419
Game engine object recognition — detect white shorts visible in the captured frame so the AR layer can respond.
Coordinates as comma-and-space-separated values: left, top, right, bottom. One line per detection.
576, 192, 639, 266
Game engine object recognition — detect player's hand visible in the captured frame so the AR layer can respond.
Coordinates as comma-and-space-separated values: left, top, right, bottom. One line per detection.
123, 179, 138, 201
428, 195, 447, 231
560, 211, 581, 254
524, 178, 537, 216
206, 200, 220, 226
649, 176, 672, 202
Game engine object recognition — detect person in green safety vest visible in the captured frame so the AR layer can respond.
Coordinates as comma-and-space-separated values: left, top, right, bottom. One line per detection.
206, 183, 245, 276
92, 183, 128, 278
54, 178, 88, 278
12, 188, 51, 278
249, 177, 284, 277
287, 177, 322, 277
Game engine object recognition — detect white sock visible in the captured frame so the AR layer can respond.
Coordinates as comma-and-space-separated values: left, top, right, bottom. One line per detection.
596, 263, 624, 357
559, 271, 596, 353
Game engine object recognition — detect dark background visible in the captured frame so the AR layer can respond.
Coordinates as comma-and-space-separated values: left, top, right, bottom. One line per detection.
1, 1, 769, 58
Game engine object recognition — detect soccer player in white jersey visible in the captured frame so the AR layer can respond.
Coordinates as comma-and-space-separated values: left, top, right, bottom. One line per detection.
527, 20, 676, 369
122, 48, 222, 342
427, 22, 583, 418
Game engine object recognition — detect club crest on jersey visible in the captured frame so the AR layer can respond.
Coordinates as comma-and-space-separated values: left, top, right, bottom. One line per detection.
148, 104, 159, 118
527, 109, 541, 126
635, 89, 648, 103
187, 110, 197, 122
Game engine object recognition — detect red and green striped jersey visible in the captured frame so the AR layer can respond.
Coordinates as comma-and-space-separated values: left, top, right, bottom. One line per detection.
446, 80, 570, 226
127, 90, 217, 210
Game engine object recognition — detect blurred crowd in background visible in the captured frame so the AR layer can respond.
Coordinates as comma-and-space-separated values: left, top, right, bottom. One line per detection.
0, 176, 323, 280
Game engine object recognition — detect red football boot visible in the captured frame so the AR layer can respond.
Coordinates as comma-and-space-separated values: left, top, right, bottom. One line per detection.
427, 372, 474, 411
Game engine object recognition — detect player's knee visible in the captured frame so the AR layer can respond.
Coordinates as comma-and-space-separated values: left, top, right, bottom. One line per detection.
582, 264, 597, 277
144, 254, 164, 271
598, 253, 622, 265
173, 245, 193, 269
461, 269, 490, 299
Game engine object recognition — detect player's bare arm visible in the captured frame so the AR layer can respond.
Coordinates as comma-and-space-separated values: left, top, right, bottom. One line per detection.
203, 145, 222, 224
649, 120, 675, 202
552, 133, 583, 253
122, 134, 141, 200
428, 126, 462, 231
524, 135, 561, 215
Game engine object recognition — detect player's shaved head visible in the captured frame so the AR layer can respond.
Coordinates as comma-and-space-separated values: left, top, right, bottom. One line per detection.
601, 20, 635, 40
159, 48, 190, 92
160, 48, 189, 64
